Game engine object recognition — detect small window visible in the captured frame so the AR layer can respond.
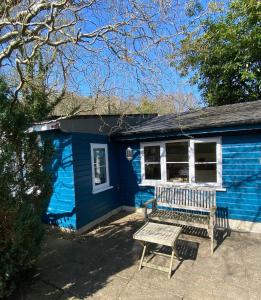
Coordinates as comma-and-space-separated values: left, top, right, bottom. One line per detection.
166, 142, 189, 183
91, 144, 110, 193
144, 145, 161, 180
194, 142, 217, 183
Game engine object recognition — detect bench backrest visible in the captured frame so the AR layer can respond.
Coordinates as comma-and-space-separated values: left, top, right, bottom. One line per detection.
155, 185, 216, 212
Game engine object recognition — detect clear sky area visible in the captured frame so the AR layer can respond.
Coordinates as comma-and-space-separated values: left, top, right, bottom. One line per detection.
65, 0, 228, 105
0, 0, 228, 106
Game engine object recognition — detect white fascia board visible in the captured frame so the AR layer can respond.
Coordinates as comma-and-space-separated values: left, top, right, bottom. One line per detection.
27, 121, 60, 133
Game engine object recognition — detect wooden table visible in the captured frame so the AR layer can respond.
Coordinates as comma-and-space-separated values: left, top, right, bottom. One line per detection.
133, 222, 182, 278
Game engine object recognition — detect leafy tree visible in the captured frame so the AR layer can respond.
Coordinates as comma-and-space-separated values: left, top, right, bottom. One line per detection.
172, 0, 261, 106
0, 68, 53, 297
136, 97, 157, 114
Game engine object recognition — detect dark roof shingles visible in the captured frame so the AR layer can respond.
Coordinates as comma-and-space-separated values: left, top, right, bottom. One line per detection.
118, 100, 261, 136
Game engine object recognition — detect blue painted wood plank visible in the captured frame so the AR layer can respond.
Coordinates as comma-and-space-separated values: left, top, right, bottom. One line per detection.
223, 153, 261, 159
42, 132, 76, 230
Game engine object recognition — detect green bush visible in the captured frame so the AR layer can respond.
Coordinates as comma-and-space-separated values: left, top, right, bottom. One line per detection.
0, 205, 44, 298
0, 68, 53, 297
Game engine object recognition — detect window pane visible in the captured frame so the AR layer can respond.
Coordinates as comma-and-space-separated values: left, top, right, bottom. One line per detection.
167, 163, 189, 182
145, 164, 161, 180
195, 142, 216, 163
195, 164, 217, 183
166, 142, 188, 162
93, 148, 107, 186
94, 165, 106, 185
144, 146, 160, 162
94, 148, 106, 165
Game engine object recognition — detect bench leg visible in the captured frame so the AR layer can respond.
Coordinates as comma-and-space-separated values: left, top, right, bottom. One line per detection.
211, 232, 214, 255
139, 242, 147, 270
209, 228, 214, 255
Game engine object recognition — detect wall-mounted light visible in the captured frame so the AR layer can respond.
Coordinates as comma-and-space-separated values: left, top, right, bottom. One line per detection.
126, 147, 133, 161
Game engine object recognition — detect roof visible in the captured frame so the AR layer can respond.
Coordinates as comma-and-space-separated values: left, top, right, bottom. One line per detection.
28, 114, 157, 134
117, 100, 261, 137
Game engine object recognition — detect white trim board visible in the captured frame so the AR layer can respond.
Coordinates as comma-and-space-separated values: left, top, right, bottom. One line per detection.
77, 207, 122, 234
228, 219, 261, 233
27, 121, 60, 133
121, 205, 146, 214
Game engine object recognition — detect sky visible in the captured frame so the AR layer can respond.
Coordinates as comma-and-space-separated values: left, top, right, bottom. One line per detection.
68, 0, 228, 104
0, 0, 228, 106
76, 55, 202, 101
64, 0, 222, 104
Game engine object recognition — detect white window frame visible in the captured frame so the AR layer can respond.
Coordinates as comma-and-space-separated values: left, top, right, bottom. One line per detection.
140, 137, 223, 189
90, 143, 112, 194
140, 142, 164, 186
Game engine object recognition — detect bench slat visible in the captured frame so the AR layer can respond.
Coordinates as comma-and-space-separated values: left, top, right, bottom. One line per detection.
145, 185, 216, 254
155, 186, 216, 210
158, 202, 212, 212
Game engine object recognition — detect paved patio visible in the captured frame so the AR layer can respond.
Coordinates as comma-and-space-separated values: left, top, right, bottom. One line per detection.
25, 212, 261, 300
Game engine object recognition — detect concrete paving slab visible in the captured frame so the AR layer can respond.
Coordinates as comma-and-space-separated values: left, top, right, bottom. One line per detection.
21, 212, 261, 300
118, 279, 183, 300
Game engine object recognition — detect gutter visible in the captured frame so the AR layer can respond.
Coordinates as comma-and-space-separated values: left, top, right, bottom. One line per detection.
113, 124, 261, 141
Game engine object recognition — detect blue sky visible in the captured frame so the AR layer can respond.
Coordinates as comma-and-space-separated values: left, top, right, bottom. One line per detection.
73, 57, 202, 102
65, 0, 219, 104
67, 0, 229, 105
0, 0, 228, 106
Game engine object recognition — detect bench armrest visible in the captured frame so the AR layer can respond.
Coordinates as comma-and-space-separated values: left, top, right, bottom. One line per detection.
143, 198, 156, 219
210, 206, 216, 216
143, 198, 156, 207
209, 206, 216, 230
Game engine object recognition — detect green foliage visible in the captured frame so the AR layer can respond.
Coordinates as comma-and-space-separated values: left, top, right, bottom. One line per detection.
136, 97, 157, 114
0, 204, 44, 297
173, 0, 261, 106
0, 72, 53, 298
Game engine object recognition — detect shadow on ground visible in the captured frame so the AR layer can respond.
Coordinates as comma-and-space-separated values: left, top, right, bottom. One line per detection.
34, 212, 145, 299
17, 211, 261, 300
20, 212, 201, 299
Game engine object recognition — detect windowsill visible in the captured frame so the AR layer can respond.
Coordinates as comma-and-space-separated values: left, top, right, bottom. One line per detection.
92, 185, 114, 194
138, 182, 226, 191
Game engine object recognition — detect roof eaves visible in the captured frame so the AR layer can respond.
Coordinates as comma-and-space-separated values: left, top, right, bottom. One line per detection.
27, 120, 60, 133
116, 117, 261, 137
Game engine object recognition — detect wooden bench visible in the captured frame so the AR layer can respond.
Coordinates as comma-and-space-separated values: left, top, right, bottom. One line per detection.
144, 186, 216, 254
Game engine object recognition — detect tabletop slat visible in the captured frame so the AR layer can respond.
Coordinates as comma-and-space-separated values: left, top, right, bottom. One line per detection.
133, 222, 182, 247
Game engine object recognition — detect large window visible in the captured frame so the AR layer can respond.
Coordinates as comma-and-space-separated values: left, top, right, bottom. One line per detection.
91, 143, 110, 193
140, 138, 222, 187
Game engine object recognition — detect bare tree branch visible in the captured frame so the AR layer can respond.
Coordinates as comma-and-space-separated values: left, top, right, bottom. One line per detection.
0, 0, 216, 110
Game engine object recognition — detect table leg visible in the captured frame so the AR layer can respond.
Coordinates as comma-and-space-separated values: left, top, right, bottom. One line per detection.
168, 248, 175, 279
139, 242, 147, 271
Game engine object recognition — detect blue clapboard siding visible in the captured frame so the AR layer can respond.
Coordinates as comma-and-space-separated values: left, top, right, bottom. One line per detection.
217, 134, 261, 222
72, 133, 120, 229
118, 142, 154, 207
43, 132, 76, 229
119, 132, 261, 223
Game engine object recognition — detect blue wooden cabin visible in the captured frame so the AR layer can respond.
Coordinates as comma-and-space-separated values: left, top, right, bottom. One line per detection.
34, 101, 261, 233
